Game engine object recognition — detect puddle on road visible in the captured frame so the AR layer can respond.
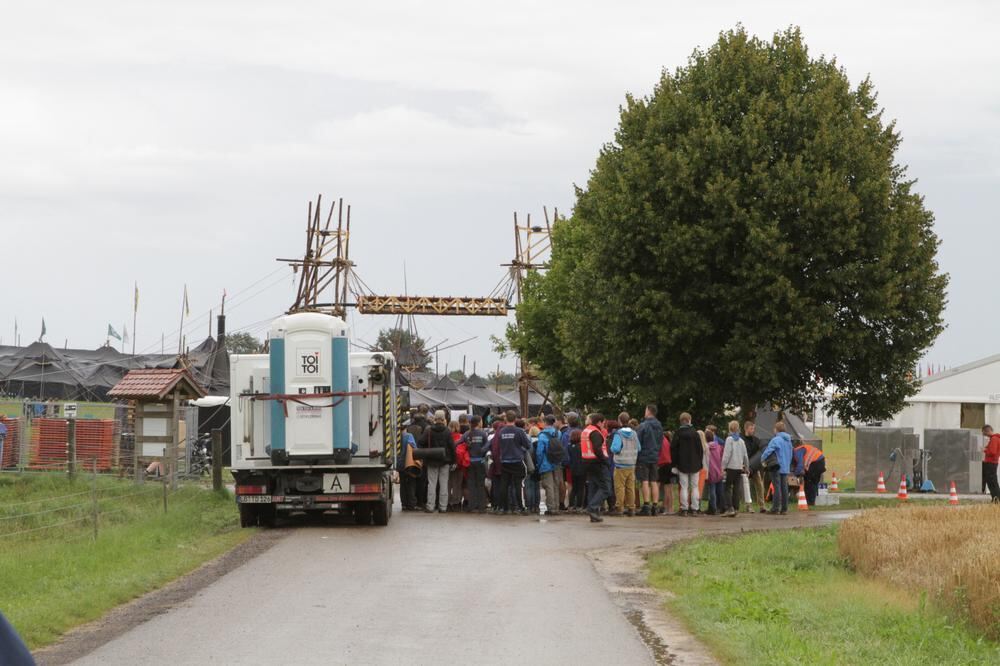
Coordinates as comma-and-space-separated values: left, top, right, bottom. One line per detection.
624, 608, 675, 665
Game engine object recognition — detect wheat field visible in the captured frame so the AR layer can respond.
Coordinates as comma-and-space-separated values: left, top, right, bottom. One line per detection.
838, 504, 1000, 639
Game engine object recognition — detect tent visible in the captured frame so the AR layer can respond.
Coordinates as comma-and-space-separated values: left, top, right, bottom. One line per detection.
0, 337, 231, 401
419, 375, 488, 409
460, 374, 517, 410
754, 405, 822, 448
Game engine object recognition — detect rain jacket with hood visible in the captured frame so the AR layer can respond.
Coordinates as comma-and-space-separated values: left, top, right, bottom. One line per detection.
610, 427, 639, 468
536, 426, 560, 474
760, 432, 793, 475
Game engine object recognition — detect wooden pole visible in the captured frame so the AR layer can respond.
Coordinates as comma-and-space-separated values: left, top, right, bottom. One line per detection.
134, 404, 144, 485
67, 418, 77, 480
212, 428, 223, 492
168, 394, 179, 491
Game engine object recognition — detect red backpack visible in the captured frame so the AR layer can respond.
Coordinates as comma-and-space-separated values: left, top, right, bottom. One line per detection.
455, 442, 471, 469
658, 435, 672, 466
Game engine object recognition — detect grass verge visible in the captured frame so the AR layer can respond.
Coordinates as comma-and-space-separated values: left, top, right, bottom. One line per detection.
648, 526, 1000, 665
0, 473, 252, 649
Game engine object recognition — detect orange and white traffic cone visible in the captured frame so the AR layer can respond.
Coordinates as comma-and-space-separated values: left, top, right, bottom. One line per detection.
797, 483, 809, 511
949, 481, 959, 506
830, 472, 839, 492
897, 475, 908, 501
876, 472, 887, 493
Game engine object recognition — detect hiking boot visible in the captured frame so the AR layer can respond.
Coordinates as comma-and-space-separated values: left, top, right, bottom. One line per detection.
625, 509, 634, 517
422, 507, 433, 513
638, 504, 652, 517
588, 511, 604, 523
607, 509, 623, 517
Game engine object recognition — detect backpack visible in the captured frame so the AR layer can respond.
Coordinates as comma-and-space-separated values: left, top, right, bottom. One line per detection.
546, 431, 566, 465
455, 442, 471, 469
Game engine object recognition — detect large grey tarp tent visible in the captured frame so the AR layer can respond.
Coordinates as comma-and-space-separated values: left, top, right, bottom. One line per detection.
460, 373, 516, 409
0, 337, 230, 401
754, 405, 822, 448
419, 375, 488, 409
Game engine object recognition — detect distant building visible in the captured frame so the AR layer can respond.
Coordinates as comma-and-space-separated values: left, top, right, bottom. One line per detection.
888, 354, 1000, 433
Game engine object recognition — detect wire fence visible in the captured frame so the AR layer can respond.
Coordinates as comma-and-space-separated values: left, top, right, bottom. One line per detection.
0, 472, 223, 543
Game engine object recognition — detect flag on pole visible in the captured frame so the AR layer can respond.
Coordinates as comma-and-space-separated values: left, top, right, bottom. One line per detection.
108, 324, 122, 341
134, 282, 139, 313
123, 325, 129, 345
183, 285, 190, 317
39, 318, 46, 342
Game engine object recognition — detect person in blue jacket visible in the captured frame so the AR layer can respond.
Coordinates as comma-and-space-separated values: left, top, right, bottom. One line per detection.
536, 416, 562, 515
759, 421, 793, 515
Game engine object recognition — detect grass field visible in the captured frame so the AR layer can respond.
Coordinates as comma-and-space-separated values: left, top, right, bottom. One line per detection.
840, 504, 1000, 640
0, 473, 252, 649
817, 427, 856, 490
648, 526, 1000, 665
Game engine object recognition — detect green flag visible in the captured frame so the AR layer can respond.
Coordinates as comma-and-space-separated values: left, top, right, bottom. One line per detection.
108, 324, 122, 341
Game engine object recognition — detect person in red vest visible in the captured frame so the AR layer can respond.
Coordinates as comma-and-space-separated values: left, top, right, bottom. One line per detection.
581, 413, 610, 523
981, 425, 1000, 502
792, 443, 826, 506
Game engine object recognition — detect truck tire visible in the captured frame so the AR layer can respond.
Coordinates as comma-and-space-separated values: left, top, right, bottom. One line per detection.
239, 504, 258, 528
353, 503, 373, 525
373, 482, 392, 526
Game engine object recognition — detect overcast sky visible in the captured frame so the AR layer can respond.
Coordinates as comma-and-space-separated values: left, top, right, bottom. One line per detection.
2, 1, 998, 379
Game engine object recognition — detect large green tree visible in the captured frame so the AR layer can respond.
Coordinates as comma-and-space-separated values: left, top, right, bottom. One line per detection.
510, 27, 947, 424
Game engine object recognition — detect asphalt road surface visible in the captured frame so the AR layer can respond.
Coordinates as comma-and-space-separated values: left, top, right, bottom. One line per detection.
65, 505, 845, 666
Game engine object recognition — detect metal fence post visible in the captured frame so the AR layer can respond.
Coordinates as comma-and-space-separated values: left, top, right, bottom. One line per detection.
91, 458, 98, 541
67, 419, 77, 480
212, 428, 223, 492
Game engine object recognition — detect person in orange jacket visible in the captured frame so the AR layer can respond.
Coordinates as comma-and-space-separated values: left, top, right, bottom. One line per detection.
981, 425, 1000, 502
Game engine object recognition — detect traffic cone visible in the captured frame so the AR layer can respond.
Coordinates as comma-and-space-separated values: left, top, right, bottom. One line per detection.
797, 483, 808, 511
949, 481, 959, 506
876, 472, 887, 493
897, 475, 908, 501
830, 472, 839, 492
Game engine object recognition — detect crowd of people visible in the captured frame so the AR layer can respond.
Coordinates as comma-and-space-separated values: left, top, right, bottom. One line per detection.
396, 404, 828, 522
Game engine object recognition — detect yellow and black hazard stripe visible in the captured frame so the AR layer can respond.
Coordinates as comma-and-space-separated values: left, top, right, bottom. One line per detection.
382, 384, 393, 463
394, 391, 403, 460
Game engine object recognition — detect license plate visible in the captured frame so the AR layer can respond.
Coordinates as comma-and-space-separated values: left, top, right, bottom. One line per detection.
237, 495, 272, 504
323, 473, 350, 493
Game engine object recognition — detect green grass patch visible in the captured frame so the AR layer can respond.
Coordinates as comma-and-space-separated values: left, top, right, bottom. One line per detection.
0, 473, 252, 649
817, 427, 855, 491
807, 496, 952, 511
648, 526, 1000, 665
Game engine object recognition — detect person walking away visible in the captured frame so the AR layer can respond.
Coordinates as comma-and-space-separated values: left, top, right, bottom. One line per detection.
422, 411, 456, 513
407, 408, 430, 509
525, 425, 541, 513
602, 419, 620, 514
567, 428, 587, 512
536, 416, 563, 516
721, 421, 749, 517
657, 431, 674, 515
487, 414, 506, 512
554, 414, 569, 510
983, 425, 1000, 502
671, 413, 704, 516
498, 410, 531, 515
398, 428, 420, 511
448, 421, 465, 511
562, 412, 581, 510
760, 421, 793, 514
635, 405, 663, 516
743, 420, 766, 513
792, 443, 827, 506
610, 413, 640, 516
462, 415, 489, 512
582, 413, 611, 522
705, 431, 725, 515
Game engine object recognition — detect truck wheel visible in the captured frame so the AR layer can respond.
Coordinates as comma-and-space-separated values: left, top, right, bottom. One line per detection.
353, 504, 373, 525
373, 484, 392, 526
239, 504, 258, 528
